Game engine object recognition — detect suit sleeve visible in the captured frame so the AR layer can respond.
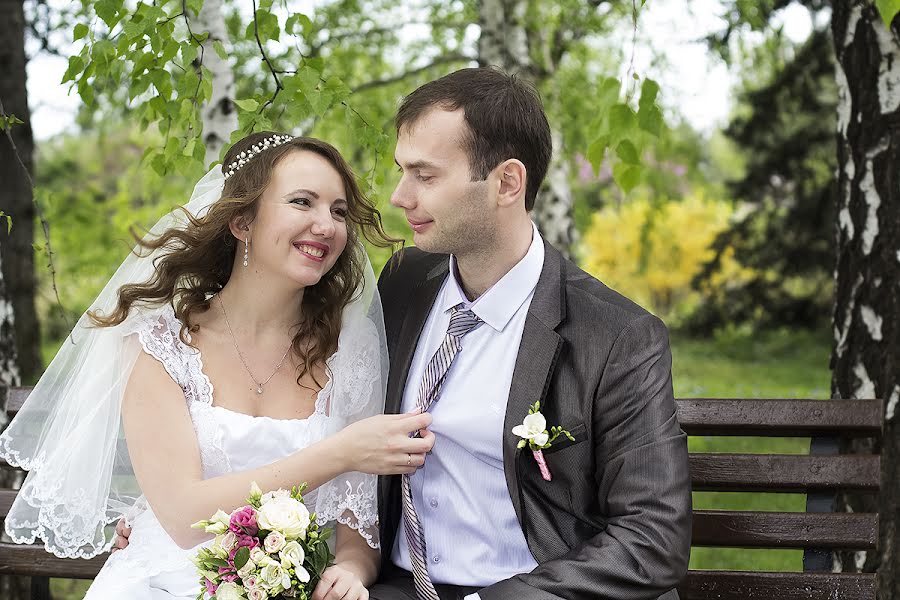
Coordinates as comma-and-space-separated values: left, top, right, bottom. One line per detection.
479, 314, 692, 600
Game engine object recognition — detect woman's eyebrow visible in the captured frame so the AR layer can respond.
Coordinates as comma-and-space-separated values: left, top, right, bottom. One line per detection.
283, 188, 319, 199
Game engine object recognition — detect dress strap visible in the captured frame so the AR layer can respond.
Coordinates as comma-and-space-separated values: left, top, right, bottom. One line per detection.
131, 304, 214, 407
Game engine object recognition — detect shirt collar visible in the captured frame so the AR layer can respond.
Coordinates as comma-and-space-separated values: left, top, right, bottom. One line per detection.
441, 222, 544, 332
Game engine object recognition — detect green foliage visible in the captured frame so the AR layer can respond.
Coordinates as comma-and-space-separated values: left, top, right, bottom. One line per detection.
584, 76, 665, 194
0, 113, 24, 131
692, 17, 836, 332
877, 0, 900, 26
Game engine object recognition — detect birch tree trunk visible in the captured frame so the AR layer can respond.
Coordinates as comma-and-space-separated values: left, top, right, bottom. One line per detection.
0, 247, 27, 599
0, 0, 40, 382
830, 3, 900, 594
195, 0, 237, 166
477, 0, 576, 257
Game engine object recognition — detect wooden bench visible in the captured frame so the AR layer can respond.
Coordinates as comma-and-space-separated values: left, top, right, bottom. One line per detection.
0, 388, 883, 599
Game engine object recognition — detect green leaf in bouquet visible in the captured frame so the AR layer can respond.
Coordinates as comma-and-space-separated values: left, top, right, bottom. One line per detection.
206, 557, 230, 568
234, 546, 251, 570
317, 528, 333, 542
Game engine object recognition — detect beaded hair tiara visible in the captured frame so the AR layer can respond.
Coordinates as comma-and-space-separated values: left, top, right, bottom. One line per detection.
223, 133, 294, 180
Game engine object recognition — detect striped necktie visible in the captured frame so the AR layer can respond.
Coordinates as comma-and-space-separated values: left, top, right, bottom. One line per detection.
403, 304, 484, 600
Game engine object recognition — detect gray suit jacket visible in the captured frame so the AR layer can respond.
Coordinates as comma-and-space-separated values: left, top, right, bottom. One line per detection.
376, 242, 691, 600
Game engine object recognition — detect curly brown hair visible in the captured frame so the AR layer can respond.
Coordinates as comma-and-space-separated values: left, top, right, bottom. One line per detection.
90, 133, 397, 386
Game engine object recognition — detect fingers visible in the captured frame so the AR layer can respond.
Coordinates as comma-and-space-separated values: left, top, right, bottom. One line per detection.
115, 518, 131, 538
398, 411, 432, 433
311, 568, 336, 600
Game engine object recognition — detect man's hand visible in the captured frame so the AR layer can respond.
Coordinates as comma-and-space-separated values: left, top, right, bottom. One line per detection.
110, 518, 131, 553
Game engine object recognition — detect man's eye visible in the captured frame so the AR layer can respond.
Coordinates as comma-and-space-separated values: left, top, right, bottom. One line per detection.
416, 174, 433, 182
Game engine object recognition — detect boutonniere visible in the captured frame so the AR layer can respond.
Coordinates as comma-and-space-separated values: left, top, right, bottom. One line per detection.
511, 401, 575, 481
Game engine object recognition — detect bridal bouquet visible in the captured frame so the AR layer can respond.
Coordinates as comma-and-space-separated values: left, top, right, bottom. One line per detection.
191, 482, 334, 600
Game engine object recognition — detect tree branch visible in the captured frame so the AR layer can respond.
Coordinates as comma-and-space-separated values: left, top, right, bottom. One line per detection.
252, 0, 283, 110
351, 53, 474, 94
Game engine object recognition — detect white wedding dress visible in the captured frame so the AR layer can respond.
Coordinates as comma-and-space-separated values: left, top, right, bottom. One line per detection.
83, 304, 379, 599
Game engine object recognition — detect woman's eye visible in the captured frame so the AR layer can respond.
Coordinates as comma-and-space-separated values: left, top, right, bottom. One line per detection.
332, 207, 348, 218
289, 197, 311, 206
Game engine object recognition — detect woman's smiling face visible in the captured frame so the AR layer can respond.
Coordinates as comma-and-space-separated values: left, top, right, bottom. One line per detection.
247, 149, 350, 288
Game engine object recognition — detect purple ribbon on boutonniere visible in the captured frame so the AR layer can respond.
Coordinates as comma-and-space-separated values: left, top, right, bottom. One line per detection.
511, 401, 575, 481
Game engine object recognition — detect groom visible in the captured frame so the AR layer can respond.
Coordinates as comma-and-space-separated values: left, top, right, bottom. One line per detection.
370, 67, 691, 600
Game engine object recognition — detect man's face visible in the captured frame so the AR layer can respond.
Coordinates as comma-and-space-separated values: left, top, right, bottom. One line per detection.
391, 108, 495, 255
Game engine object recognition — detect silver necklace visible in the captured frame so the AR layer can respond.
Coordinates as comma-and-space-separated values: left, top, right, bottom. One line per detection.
217, 295, 292, 395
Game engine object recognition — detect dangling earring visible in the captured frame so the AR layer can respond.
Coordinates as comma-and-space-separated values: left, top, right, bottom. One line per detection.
243, 237, 250, 268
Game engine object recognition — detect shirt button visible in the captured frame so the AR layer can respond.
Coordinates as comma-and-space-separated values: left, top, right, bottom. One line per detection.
433, 555, 441, 564
429, 498, 439, 508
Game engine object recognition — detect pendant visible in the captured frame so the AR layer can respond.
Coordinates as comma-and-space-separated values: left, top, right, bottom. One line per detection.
256, 385, 263, 394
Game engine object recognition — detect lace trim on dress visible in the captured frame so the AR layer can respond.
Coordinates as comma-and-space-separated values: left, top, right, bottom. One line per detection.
315, 478, 379, 550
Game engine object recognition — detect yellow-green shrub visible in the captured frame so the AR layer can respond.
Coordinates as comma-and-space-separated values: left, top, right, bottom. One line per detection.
580, 193, 754, 324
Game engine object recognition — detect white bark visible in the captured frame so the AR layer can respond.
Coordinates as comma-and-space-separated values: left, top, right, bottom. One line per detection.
477, 0, 577, 256
478, 0, 530, 74
0, 249, 20, 391
873, 16, 900, 114
195, 0, 237, 166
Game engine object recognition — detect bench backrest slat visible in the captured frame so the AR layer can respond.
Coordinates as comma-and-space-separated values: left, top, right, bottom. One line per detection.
690, 454, 880, 492
676, 399, 882, 437
692, 510, 877, 549
680, 572, 876, 600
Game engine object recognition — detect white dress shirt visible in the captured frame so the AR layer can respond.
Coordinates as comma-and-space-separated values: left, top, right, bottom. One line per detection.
391, 223, 544, 589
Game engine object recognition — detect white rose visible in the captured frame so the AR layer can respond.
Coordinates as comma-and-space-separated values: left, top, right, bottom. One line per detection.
221, 531, 238, 552
237, 557, 256, 580
215, 582, 246, 600
512, 412, 548, 446
248, 589, 268, 600
259, 563, 287, 591
244, 575, 259, 589
256, 496, 310, 539
279, 541, 305, 570
250, 547, 267, 563
264, 531, 286, 553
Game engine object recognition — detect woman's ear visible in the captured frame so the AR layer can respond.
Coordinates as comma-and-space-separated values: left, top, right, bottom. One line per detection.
228, 214, 251, 241
496, 159, 527, 209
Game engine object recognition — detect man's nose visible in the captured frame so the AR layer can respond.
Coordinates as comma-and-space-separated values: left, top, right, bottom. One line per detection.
390, 178, 414, 209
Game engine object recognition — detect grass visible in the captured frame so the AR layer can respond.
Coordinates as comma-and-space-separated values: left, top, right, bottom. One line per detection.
47, 326, 831, 595
671, 326, 832, 572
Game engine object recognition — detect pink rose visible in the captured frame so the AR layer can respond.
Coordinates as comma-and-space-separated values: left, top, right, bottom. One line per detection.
229, 506, 258, 536
227, 535, 260, 568
204, 578, 218, 595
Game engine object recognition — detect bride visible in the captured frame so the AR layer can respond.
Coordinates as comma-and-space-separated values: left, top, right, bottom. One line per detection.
0, 133, 434, 599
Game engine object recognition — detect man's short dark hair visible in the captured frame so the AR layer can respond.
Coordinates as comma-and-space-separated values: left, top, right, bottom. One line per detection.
396, 67, 553, 211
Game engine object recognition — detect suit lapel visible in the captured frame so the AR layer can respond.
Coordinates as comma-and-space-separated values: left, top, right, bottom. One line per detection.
385, 260, 449, 415
503, 241, 566, 525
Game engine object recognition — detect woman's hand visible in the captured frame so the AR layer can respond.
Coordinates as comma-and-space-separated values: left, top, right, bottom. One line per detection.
312, 564, 369, 600
335, 411, 435, 475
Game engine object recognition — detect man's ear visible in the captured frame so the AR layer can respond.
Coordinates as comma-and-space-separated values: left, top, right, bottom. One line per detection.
496, 159, 527, 209
228, 214, 251, 241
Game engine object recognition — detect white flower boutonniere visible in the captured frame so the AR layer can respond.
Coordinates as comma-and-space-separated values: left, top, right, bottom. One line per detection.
511, 401, 575, 481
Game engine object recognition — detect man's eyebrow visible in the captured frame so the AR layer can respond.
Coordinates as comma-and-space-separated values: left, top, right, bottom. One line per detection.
394, 159, 441, 171
283, 188, 319, 199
